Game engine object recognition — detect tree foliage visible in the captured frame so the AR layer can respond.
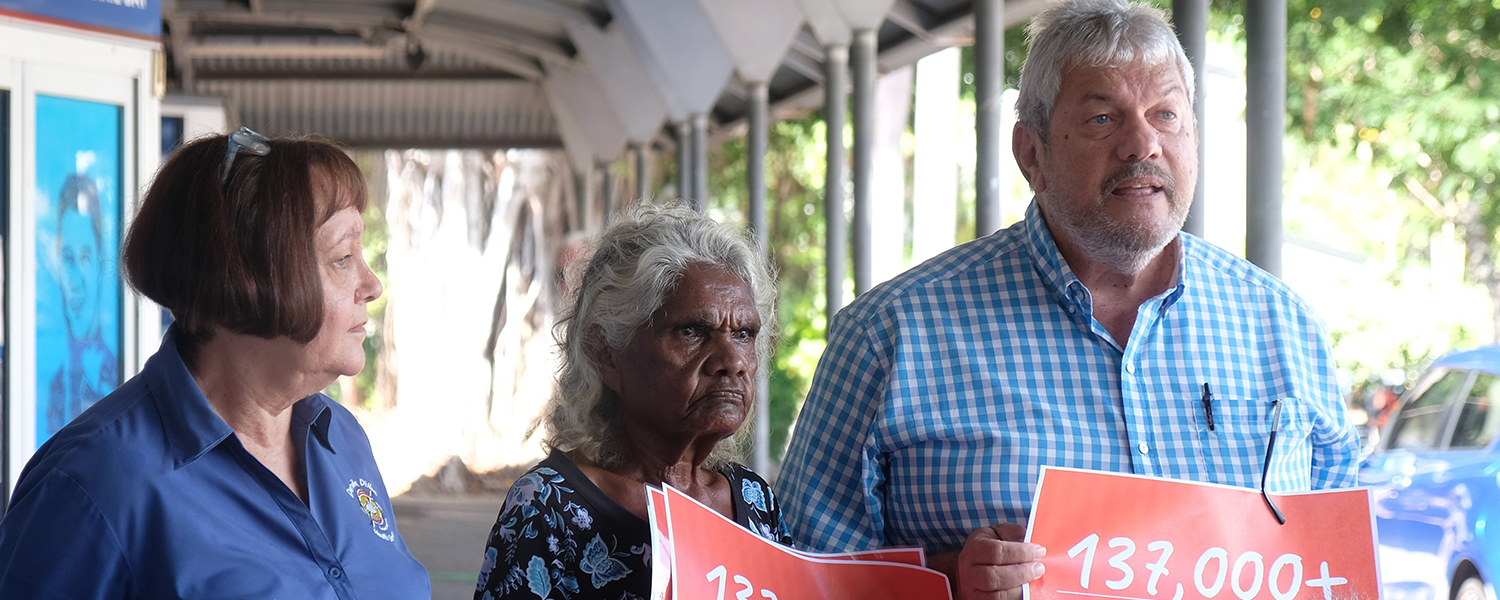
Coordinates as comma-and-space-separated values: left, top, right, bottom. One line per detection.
1281, 0, 1500, 337
707, 116, 832, 462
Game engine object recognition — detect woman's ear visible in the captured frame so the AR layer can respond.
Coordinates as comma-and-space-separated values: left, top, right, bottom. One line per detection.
587, 331, 623, 394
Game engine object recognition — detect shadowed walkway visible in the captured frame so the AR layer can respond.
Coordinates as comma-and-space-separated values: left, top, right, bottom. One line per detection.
392, 494, 504, 600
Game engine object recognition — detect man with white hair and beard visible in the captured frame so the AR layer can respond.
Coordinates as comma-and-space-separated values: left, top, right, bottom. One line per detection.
777, 1, 1360, 599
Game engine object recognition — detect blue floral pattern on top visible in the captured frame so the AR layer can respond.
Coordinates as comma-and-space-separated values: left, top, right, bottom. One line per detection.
741, 479, 767, 512
474, 451, 790, 600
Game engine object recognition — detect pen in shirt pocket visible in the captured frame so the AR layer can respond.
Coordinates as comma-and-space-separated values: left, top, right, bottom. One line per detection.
1201, 383, 1216, 431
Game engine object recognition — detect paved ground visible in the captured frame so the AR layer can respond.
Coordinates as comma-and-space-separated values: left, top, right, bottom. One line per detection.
392, 494, 505, 600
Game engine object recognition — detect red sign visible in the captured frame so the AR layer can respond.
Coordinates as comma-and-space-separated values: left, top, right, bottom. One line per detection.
1025, 467, 1380, 600
652, 485, 952, 600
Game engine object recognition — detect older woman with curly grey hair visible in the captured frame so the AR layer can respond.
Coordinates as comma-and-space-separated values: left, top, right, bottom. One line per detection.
475, 203, 786, 600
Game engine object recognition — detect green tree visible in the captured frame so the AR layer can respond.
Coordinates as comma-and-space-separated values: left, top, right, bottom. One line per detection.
1282, 0, 1500, 342
708, 116, 832, 463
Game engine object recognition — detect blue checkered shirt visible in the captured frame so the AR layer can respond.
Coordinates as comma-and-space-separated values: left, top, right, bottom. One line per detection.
778, 202, 1359, 554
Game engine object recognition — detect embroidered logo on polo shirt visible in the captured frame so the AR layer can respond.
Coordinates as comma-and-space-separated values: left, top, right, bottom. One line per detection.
346, 478, 395, 542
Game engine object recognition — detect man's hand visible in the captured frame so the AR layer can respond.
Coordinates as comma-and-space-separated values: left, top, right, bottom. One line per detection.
929, 523, 1046, 600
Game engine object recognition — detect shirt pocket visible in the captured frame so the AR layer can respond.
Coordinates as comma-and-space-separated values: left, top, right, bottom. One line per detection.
1197, 397, 1312, 492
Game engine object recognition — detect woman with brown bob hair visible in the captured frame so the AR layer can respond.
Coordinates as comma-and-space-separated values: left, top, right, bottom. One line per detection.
0, 128, 430, 599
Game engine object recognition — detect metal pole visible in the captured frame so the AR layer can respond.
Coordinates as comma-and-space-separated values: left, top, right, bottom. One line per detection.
1173, 0, 1208, 237
634, 142, 649, 203
824, 43, 848, 324
691, 113, 710, 212
601, 162, 614, 223
747, 81, 771, 475
851, 29, 875, 296
1246, 0, 1284, 276
574, 171, 589, 232
974, 0, 1004, 237
675, 120, 692, 208
749, 84, 770, 243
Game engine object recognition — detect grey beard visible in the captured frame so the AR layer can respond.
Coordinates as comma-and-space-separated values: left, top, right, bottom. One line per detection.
1059, 162, 1185, 273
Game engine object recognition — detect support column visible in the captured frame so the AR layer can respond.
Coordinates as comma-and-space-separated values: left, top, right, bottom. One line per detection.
600, 162, 614, 223
574, 171, 590, 232
851, 29, 875, 295
824, 43, 849, 324
691, 113, 710, 211
1173, 0, 1208, 236
675, 120, 692, 208
749, 83, 770, 241
747, 81, 771, 475
634, 142, 649, 203
1246, 0, 1284, 276
974, 0, 1003, 236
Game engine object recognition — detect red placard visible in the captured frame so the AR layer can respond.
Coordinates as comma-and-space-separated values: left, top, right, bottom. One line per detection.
646, 486, 928, 600
648, 488, 675, 600
657, 485, 952, 600
1025, 467, 1380, 600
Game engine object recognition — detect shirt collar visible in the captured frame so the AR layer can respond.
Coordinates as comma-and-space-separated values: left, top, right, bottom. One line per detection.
150, 324, 338, 467
292, 393, 337, 453
1021, 201, 1088, 311
1021, 200, 1189, 313
148, 325, 236, 468
1161, 234, 1188, 309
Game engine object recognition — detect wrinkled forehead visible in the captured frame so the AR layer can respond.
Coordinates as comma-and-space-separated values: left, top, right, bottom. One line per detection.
1063, 35, 1178, 76
1060, 58, 1187, 97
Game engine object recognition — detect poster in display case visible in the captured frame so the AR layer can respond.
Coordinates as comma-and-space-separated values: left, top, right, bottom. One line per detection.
33, 94, 121, 446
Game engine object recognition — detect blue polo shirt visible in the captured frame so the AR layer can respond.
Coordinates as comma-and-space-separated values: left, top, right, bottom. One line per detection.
0, 327, 430, 599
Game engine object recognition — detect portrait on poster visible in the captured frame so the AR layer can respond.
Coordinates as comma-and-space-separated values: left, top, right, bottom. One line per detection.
34, 94, 123, 445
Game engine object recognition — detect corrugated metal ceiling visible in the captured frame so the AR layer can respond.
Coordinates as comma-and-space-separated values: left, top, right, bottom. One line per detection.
198, 78, 556, 148
163, 0, 1050, 150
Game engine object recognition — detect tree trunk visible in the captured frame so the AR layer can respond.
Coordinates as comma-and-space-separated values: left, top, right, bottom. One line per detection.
1457, 202, 1500, 342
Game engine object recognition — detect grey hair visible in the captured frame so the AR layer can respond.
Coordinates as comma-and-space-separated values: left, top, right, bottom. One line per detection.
543, 202, 779, 470
1016, 0, 1195, 138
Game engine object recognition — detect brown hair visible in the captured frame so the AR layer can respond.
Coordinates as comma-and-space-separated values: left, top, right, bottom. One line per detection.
123, 133, 367, 356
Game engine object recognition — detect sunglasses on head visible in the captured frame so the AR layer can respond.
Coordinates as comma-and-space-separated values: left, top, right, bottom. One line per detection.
221, 126, 271, 186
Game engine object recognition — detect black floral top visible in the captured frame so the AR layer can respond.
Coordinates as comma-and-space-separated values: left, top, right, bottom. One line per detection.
475, 450, 791, 600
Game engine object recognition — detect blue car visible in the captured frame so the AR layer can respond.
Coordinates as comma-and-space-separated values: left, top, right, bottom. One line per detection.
1361, 345, 1500, 600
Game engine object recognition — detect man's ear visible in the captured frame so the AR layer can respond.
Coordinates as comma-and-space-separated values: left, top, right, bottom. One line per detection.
1013, 122, 1046, 193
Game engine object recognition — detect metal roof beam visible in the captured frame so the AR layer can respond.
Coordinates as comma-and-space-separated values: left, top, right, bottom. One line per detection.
721, 75, 748, 101
406, 0, 440, 29
780, 47, 825, 84
609, 0, 734, 118
422, 14, 573, 63
714, 0, 1054, 143
502, 0, 602, 27
433, 0, 597, 28
179, 10, 398, 33
255, 0, 403, 16
886, 0, 935, 38
791, 28, 825, 60
185, 39, 394, 60
565, 20, 667, 143
413, 35, 545, 80
698, 0, 804, 84
192, 68, 527, 81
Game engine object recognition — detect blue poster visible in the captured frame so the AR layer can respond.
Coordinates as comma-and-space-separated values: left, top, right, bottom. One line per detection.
35, 94, 121, 445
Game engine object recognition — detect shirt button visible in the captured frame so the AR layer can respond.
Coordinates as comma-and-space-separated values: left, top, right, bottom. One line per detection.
1138, 443, 1150, 454
1125, 362, 1136, 374
1067, 305, 1076, 314
329, 567, 343, 579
